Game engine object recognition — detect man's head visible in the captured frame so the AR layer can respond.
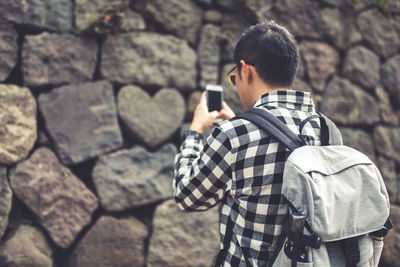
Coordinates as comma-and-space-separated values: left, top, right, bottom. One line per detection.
233, 20, 299, 89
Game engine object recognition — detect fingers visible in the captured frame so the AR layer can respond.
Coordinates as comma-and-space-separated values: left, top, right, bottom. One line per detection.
218, 109, 235, 120
200, 91, 207, 108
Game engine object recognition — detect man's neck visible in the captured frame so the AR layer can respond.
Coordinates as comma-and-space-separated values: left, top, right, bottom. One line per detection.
249, 80, 291, 107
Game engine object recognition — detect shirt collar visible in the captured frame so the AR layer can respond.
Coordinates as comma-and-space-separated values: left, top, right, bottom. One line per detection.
253, 90, 315, 112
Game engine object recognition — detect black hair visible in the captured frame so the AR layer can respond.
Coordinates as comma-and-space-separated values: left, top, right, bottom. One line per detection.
233, 20, 299, 88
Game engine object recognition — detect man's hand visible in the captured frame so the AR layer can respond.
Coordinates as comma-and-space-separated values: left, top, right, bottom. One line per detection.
190, 92, 236, 133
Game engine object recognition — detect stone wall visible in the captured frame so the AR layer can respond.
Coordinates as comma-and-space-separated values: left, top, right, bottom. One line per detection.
0, 0, 399, 266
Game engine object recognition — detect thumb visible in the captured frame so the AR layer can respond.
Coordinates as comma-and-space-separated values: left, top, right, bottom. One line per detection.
210, 110, 219, 119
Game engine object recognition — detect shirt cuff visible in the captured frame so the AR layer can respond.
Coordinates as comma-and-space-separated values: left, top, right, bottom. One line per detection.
182, 129, 203, 141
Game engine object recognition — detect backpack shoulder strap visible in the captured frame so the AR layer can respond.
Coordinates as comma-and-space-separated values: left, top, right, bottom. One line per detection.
318, 113, 343, 146
236, 108, 303, 151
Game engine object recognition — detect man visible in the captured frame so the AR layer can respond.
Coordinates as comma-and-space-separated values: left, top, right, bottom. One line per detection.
173, 20, 322, 266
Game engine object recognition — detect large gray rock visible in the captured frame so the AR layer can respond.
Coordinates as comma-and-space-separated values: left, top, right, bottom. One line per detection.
38, 81, 123, 165
187, 91, 202, 121
10, 148, 98, 248
22, 33, 97, 87
220, 14, 252, 62
0, 167, 12, 240
381, 55, 400, 108
343, 46, 380, 91
143, 0, 202, 45
376, 157, 397, 203
320, 8, 362, 50
204, 10, 223, 24
92, 144, 176, 211
0, 84, 37, 165
373, 126, 400, 164
102, 33, 197, 91
75, 0, 126, 31
216, 0, 246, 10
68, 216, 148, 267
221, 64, 246, 115
357, 9, 400, 58
293, 78, 312, 93
117, 86, 185, 148
275, 0, 323, 39
120, 9, 146, 32
300, 41, 339, 92
198, 24, 221, 87
393, 15, 400, 38
320, 77, 380, 125
381, 204, 400, 265
92, 144, 176, 212
0, 19, 18, 81
0, 0, 72, 32
148, 200, 220, 267
376, 86, 399, 126
245, 0, 275, 22
0, 225, 53, 267
339, 128, 376, 163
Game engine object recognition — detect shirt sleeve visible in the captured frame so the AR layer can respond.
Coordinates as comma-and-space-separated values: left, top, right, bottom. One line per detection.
173, 127, 233, 211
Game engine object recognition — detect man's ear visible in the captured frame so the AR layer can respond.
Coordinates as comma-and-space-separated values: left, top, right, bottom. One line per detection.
240, 60, 253, 83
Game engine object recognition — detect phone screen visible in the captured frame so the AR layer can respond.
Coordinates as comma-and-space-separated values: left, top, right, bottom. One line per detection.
207, 90, 222, 112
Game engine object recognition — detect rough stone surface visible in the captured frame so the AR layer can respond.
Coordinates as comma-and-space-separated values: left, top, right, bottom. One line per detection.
246, 0, 275, 22
381, 55, 400, 108
195, 0, 213, 6
0, 19, 18, 81
275, 0, 323, 39
357, 9, 400, 58
118, 86, 185, 148
0, 0, 72, 32
75, 0, 126, 31
68, 216, 148, 267
38, 81, 123, 165
377, 157, 397, 203
22, 33, 97, 87
339, 128, 376, 163
343, 46, 380, 91
374, 126, 400, 164
0, 225, 53, 267
321, 8, 362, 50
216, 0, 246, 11
9, 148, 99, 248
0, 167, 12, 240
320, 77, 380, 125
381, 204, 400, 265
204, 10, 223, 24
376, 86, 399, 126
102, 33, 197, 90
300, 41, 339, 92
198, 24, 221, 87
293, 78, 312, 93
0, 84, 37, 165
187, 91, 202, 121
296, 56, 306, 79
220, 14, 252, 62
143, 0, 202, 45
120, 9, 146, 32
221, 64, 246, 115
393, 15, 400, 38
147, 200, 220, 266
92, 144, 176, 211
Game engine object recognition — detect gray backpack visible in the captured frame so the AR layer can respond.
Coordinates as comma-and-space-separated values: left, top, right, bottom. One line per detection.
238, 108, 392, 267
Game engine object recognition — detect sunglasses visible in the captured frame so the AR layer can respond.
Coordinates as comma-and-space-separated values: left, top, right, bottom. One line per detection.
227, 62, 254, 87
227, 65, 237, 87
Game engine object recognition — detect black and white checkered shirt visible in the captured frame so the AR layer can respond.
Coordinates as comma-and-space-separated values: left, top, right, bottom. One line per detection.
174, 90, 321, 266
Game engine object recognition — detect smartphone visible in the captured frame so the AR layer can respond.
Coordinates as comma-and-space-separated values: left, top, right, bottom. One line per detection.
206, 84, 223, 112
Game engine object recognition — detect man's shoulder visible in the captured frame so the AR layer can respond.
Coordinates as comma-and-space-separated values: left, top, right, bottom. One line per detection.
215, 115, 267, 149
